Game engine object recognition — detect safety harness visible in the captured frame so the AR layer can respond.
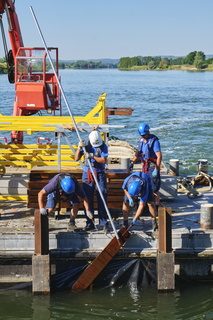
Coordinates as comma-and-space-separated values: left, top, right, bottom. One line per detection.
138, 134, 158, 173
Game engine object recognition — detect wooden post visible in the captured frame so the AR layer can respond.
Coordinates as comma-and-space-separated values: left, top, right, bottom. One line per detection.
157, 207, 175, 291
34, 209, 49, 255
158, 207, 172, 253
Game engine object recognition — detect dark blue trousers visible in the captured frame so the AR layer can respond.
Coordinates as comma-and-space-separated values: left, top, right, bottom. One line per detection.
82, 170, 108, 226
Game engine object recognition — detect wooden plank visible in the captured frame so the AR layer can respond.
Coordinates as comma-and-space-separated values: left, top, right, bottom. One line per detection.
72, 227, 130, 291
34, 209, 49, 255
158, 207, 172, 253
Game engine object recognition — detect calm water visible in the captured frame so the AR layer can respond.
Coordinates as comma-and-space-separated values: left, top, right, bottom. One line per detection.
1, 282, 213, 319
0, 69, 213, 174
1, 69, 213, 319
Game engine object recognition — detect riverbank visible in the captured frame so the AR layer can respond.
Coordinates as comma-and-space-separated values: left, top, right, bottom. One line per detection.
120, 65, 213, 71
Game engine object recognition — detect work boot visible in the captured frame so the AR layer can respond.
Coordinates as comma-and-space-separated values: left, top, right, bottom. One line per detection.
103, 224, 110, 233
152, 219, 158, 231
67, 220, 77, 232
83, 223, 95, 231
122, 220, 129, 229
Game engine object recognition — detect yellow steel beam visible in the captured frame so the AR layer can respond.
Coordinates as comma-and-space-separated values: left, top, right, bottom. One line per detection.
0, 93, 107, 134
0, 195, 27, 201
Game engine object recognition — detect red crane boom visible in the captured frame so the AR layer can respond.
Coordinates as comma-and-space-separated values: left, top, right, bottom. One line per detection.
0, 0, 61, 143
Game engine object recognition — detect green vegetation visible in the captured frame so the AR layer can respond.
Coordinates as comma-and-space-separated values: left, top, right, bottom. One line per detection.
118, 51, 213, 71
58, 60, 117, 69
0, 58, 7, 74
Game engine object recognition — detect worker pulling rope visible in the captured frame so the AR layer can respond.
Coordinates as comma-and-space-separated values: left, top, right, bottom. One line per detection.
30, 6, 119, 241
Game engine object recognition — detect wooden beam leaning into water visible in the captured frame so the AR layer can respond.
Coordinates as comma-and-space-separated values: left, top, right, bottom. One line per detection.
72, 227, 131, 291
157, 207, 175, 291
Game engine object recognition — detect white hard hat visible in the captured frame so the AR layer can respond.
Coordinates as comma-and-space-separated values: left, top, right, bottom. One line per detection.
89, 131, 103, 147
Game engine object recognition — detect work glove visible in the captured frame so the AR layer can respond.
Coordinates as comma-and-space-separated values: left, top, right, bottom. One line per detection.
152, 169, 159, 178
84, 152, 94, 159
129, 161, 134, 171
86, 211, 93, 219
40, 208, 48, 215
130, 218, 137, 228
129, 198, 134, 207
78, 140, 86, 149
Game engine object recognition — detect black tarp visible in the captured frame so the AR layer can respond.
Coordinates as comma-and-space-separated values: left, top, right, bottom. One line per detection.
51, 258, 156, 291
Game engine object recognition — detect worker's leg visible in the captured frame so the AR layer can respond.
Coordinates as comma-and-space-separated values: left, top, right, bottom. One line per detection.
154, 191, 160, 215
82, 171, 95, 229
122, 199, 130, 228
46, 192, 57, 214
96, 171, 108, 226
147, 202, 157, 219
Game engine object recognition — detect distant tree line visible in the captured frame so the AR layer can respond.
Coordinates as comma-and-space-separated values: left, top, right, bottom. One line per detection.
0, 58, 7, 74
118, 51, 212, 70
59, 60, 117, 69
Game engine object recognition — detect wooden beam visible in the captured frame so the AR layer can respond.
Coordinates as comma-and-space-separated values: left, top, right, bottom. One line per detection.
34, 209, 49, 255
158, 207, 172, 253
72, 227, 130, 291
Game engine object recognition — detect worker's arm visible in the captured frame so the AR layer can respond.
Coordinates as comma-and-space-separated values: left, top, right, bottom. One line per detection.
155, 150, 162, 171
131, 150, 140, 164
38, 188, 47, 211
75, 148, 82, 161
93, 155, 107, 164
133, 201, 147, 221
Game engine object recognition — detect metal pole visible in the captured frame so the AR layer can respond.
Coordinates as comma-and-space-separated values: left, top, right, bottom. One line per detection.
29, 6, 119, 240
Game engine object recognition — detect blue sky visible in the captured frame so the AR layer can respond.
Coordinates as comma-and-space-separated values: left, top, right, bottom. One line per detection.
1, 0, 213, 60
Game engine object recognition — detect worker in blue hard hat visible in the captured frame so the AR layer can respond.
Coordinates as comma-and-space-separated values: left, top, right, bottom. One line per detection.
130, 123, 162, 213
38, 173, 92, 231
122, 171, 158, 231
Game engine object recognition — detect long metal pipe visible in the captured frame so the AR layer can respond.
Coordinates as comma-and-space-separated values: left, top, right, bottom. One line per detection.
29, 6, 119, 240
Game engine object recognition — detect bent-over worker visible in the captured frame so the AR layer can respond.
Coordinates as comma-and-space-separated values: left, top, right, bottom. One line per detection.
122, 171, 158, 231
38, 173, 91, 231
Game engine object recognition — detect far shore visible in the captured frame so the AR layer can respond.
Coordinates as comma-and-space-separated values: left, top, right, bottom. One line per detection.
122, 65, 213, 71
1, 63, 213, 74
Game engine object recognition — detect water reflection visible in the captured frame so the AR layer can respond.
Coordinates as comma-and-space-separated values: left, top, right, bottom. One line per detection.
1, 282, 213, 319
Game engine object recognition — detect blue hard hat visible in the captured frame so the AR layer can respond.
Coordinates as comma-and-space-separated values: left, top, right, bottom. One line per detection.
128, 180, 141, 197
138, 123, 150, 135
61, 177, 75, 194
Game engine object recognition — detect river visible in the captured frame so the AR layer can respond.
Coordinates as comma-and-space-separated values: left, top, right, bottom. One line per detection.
0, 69, 213, 319
1, 69, 213, 175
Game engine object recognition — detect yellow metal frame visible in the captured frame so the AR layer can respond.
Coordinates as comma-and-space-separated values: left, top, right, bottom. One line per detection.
0, 93, 107, 135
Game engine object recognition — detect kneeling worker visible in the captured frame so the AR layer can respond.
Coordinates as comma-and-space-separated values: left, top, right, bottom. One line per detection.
38, 173, 92, 231
122, 171, 158, 231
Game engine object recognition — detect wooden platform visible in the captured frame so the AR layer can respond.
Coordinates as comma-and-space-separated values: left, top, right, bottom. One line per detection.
27, 168, 129, 210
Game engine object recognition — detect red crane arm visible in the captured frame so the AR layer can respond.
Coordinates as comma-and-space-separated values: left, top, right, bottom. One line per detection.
0, 0, 24, 57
